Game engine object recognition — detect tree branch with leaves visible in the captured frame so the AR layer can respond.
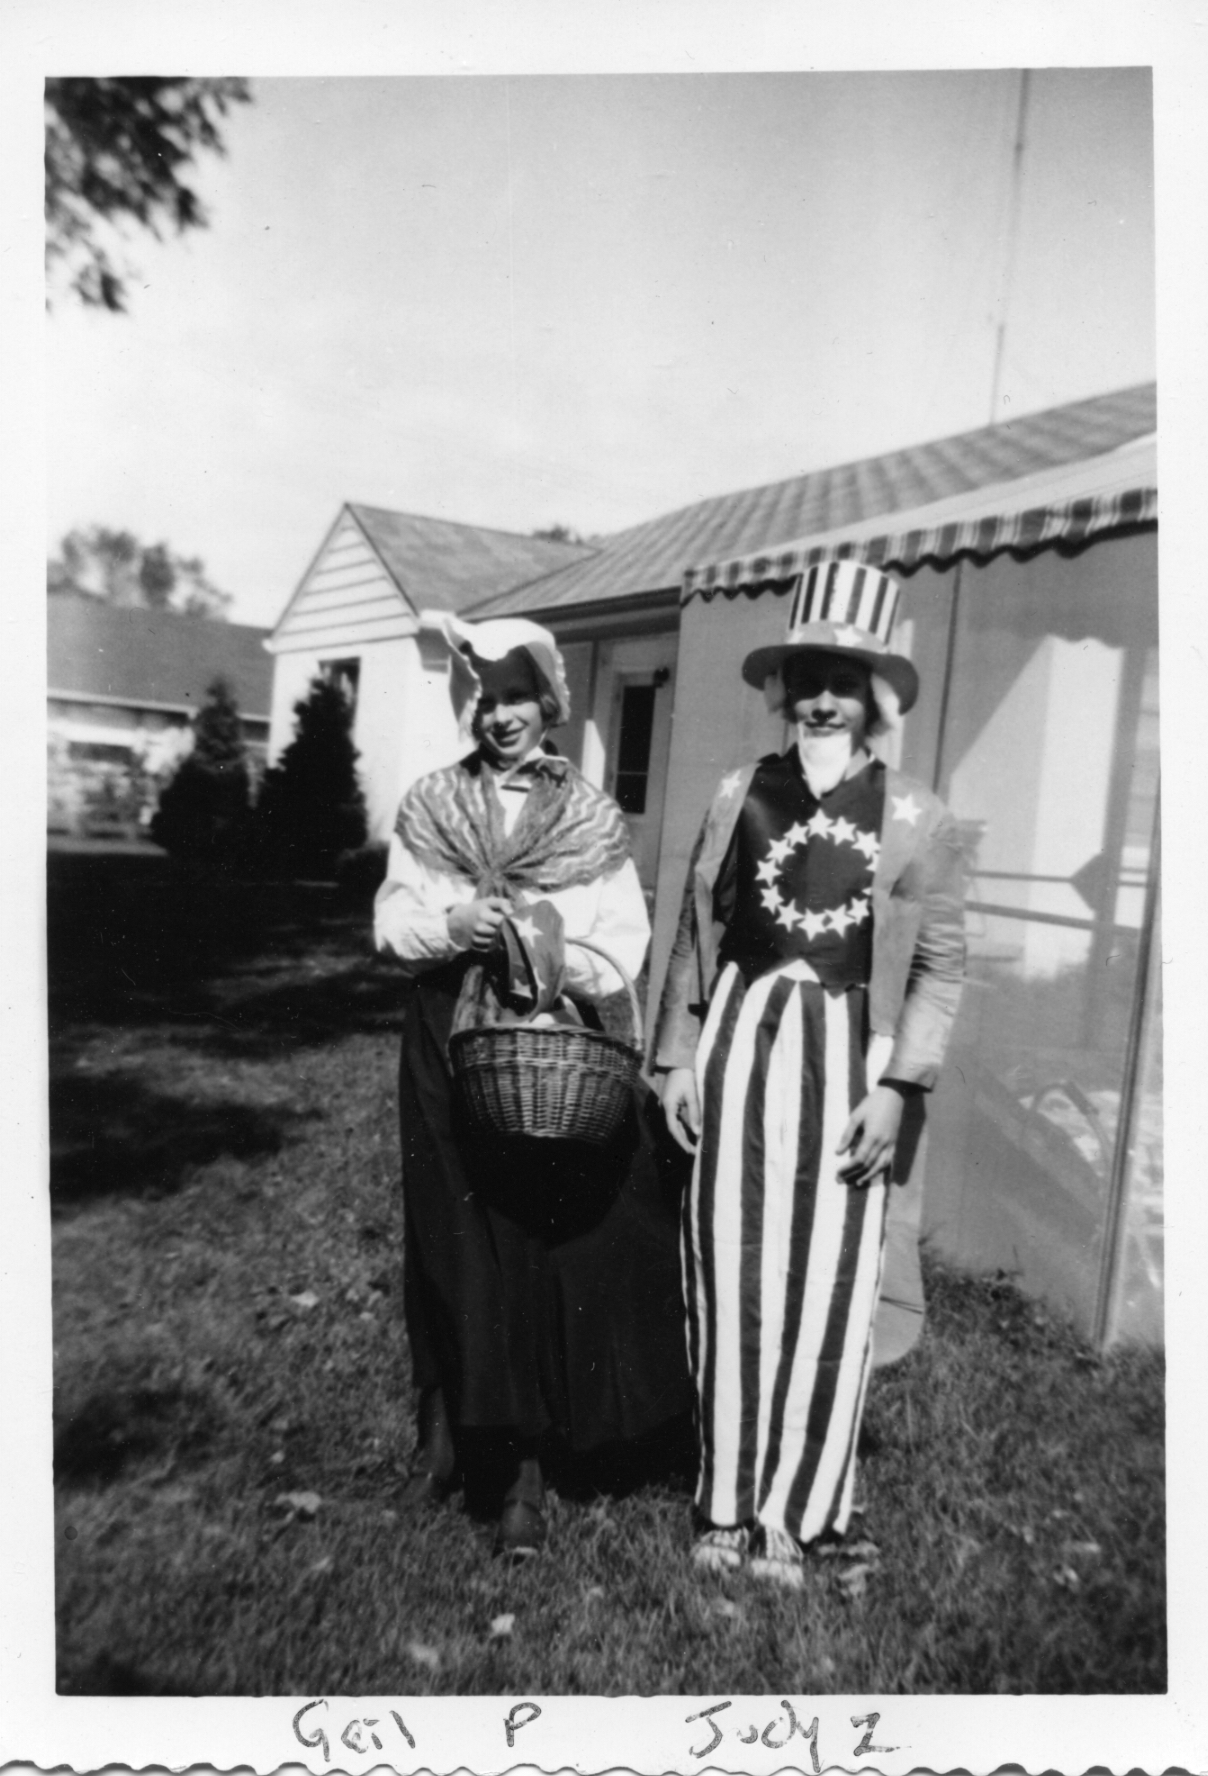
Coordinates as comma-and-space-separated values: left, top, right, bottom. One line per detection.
45, 76, 251, 312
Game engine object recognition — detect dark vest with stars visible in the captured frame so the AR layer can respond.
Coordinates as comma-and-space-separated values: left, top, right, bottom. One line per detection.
715, 751, 885, 990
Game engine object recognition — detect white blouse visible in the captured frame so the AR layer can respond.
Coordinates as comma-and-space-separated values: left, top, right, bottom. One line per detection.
373, 762, 650, 1002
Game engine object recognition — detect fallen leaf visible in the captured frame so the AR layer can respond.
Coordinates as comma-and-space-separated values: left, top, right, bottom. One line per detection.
953, 1534, 983, 1573
1064, 1539, 1103, 1558
308, 1555, 334, 1576
838, 1565, 871, 1600
288, 1291, 320, 1312
1052, 1564, 1081, 1590
489, 1613, 515, 1638
583, 1585, 605, 1602
710, 1598, 744, 1621
269, 1450, 286, 1467
406, 1640, 441, 1671
274, 1490, 322, 1519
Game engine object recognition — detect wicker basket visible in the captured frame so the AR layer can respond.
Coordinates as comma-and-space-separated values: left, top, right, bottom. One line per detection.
448, 937, 643, 1145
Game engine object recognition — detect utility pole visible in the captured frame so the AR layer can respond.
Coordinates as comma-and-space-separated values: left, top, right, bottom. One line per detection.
988, 70, 1031, 425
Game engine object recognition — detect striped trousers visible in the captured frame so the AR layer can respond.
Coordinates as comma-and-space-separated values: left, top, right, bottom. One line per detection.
685, 959, 893, 1543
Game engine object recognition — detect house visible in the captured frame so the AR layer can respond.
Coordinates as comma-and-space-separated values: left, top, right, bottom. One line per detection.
47, 591, 273, 838
263, 503, 593, 837
268, 381, 1159, 1347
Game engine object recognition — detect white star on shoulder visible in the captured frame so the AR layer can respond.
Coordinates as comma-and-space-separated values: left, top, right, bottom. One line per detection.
760, 886, 782, 913
830, 816, 856, 846
800, 907, 829, 940
806, 808, 833, 839
784, 821, 810, 848
755, 857, 780, 886
511, 915, 540, 944
828, 902, 856, 935
717, 770, 744, 801
774, 899, 799, 931
767, 836, 794, 865
891, 793, 922, 826
853, 829, 880, 863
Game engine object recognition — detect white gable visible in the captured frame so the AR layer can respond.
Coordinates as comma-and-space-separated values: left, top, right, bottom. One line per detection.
269, 509, 416, 654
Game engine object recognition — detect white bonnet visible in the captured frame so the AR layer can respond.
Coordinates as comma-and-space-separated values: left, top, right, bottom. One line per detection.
424, 612, 572, 739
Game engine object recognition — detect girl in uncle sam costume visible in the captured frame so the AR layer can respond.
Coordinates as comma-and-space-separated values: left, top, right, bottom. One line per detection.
654, 557, 966, 1588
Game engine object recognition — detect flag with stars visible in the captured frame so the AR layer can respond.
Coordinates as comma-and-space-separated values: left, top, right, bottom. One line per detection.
497, 898, 567, 1016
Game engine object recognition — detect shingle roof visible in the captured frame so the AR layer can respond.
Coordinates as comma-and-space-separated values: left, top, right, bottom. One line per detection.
469, 382, 1157, 618
48, 592, 274, 718
348, 504, 595, 614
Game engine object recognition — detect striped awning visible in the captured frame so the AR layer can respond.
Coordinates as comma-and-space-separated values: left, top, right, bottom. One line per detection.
682, 437, 1157, 602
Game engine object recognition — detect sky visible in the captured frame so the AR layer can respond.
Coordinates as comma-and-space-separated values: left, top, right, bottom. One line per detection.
47, 69, 1155, 628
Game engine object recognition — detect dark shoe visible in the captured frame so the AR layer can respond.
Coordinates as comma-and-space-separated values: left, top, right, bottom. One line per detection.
495, 1497, 547, 1559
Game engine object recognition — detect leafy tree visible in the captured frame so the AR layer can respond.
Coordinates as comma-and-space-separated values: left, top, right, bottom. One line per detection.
252, 675, 368, 878
45, 77, 251, 312
531, 523, 585, 545
49, 525, 232, 618
150, 678, 251, 863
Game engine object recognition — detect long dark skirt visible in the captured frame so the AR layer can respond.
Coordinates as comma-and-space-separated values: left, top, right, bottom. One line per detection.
398, 964, 694, 1453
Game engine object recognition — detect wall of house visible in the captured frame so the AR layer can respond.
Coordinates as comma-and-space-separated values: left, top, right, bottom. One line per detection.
904, 533, 1162, 1344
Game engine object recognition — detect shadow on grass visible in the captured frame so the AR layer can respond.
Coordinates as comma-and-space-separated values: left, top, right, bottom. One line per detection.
49, 1069, 317, 1213
55, 1379, 221, 1487
48, 844, 409, 1059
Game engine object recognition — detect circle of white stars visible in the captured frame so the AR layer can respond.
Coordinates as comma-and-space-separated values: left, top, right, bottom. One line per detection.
756, 808, 879, 938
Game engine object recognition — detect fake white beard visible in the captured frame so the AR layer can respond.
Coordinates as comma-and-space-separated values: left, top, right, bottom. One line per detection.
795, 725, 859, 796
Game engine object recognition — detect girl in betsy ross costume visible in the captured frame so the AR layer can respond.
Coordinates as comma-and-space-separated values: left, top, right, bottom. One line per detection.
376, 615, 692, 1559
655, 559, 965, 1588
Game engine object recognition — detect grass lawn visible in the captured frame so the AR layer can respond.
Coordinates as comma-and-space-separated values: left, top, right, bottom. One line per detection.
48, 846, 1165, 1696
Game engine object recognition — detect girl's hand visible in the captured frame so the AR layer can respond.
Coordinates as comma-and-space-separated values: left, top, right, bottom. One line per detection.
660, 1068, 701, 1155
837, 1084, 904, 1187
447, 896, 511, 952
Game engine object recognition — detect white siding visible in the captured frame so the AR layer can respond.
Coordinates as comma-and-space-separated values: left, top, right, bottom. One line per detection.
273, 513, 414, 653
357, 638, 461, 839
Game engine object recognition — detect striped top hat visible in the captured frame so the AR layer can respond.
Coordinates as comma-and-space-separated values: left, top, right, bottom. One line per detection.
741, 558, 919, 714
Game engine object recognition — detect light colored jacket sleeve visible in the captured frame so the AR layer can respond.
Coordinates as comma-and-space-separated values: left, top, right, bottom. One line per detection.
560, 859, 651, 1003
373, 834, 474, 974
877, 804, 966, 1090
651, 823, 709, 1071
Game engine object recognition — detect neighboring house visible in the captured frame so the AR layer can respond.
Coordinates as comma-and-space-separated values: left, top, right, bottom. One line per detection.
263, 503, 593, 837
267, 380, 1160, 1348
47, 590, 272, 838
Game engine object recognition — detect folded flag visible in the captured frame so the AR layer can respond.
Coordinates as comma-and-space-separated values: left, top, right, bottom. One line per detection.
497, 897, 567, 1017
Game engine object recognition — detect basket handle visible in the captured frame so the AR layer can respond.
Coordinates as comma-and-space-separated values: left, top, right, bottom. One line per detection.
565, 936, 643, 1052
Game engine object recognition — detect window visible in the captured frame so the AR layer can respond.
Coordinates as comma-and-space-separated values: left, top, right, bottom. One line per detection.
612, 682, 657, 814
321, 657, 361, 716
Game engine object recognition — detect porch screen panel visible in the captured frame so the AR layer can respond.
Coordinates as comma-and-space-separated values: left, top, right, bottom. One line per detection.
919, 532, 1161, 1345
